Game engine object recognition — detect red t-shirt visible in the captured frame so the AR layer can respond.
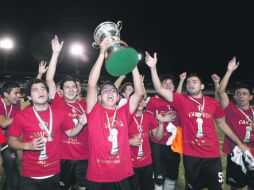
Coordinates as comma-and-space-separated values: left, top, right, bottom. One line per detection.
50, 94, 89, 160
0, 98, 20, 148
128, 111, 157, 168
146, 95, 180, 145
7, 105, 74, 177
171, 93, 224, 158
223, 102, 254, 155
0, 128, 5, 144
86, 102, 133, 182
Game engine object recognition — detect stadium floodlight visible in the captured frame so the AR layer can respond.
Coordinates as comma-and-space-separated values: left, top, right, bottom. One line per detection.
0, 38, 14, 50
70, 43, 84, 56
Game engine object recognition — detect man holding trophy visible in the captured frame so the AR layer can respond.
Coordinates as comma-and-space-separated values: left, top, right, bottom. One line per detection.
86, 31, 143, 190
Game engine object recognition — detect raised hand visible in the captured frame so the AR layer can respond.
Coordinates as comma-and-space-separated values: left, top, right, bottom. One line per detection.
211, 74, 220, 84
38, 61, 48, 75
179, 72, 187, 81
227, 57, 239, 72
145, 51, 157, 68
99, 37, 113, 56
51, 35, 64, 53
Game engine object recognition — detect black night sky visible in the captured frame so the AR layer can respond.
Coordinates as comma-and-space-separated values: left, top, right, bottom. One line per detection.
0, 1, 254, 87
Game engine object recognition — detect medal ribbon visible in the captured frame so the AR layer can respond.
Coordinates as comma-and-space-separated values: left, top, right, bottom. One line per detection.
236, 105, 254, 126
33, 106, 53, 138
188, 96, 205, 115
105, 109, 117, 132
1, 98, 13, 118
66, 101, 85, 114
133, 114, 143, 133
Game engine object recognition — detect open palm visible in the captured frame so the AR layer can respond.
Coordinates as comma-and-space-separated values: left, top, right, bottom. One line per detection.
145, 51, 157, 68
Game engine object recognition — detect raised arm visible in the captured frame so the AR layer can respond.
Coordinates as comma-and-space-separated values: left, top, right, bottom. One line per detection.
216, 117, 247, 152
114, 75, 126, 89
140, 75, 148, 100
211, 74, 220, 101
145, 51, 173, 102
176, 72, 187, 93
217, 57, 239, 108
86, 38, 112, 113
129, 67, 144, 114
46, 35, 64, 99
36, 61, 48, 79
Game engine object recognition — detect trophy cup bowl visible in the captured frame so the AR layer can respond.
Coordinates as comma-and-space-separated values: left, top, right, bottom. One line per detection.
92, 21, 139, 76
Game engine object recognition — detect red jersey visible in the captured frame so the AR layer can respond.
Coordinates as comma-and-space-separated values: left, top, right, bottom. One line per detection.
146, 95, 180, 145
128, 111, 157, 168
171, 93, 224, 158
7, 105, 74, 177
0, 128, 5, 144
0, 98, 20, 149
223, 102, 254, 155
50, 94, 88, 160
86, 102, 133, 182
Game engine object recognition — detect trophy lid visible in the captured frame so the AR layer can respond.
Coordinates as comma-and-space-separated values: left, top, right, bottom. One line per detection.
105, 47, 139, 76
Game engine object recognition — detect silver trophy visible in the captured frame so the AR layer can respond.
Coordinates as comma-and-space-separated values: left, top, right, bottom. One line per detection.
110, 128, 119, 155
92, 21, 122, 49
38, 137, 48, 160
196, 117, 204, 138
137, 139, 144, 157
92, 21, 139, 76
244, 126, 252, 142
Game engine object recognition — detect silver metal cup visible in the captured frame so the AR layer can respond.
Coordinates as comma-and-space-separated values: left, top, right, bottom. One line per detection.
92, 21, 122, 49
137, 139, 144, 157
38, 137, 48, 160
92, 21, 139, 76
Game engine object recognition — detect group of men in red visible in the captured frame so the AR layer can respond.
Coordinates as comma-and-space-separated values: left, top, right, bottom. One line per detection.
0, 35, 254, 190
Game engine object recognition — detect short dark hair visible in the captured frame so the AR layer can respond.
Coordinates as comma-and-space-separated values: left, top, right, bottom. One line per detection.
160, 74, 175, 85
186, 73, 204, 84
99, 81, 118, 95
26, 78, 49, 97
74, 78, 81, 84
1, 82, 20, 96
60, 76, 77, 90
234, 83, 253, 95
119, 82, 133, 96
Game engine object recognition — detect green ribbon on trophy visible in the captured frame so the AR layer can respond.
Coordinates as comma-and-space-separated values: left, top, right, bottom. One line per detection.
92, 21, 139, 76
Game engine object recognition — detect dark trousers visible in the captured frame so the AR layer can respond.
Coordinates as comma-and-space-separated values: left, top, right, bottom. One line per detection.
20, 174, 60, 190
1, 147, 20, 190
128, 164, 154, 190
88, 178, 130, 190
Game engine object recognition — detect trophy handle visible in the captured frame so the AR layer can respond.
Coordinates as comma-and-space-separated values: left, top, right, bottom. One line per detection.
117, 21, 122, 32
92, 42, 100, 49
